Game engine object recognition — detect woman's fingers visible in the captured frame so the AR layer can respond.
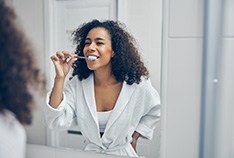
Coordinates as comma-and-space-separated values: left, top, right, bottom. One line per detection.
55, 51, 66, 61
60, 51, 77, 63
62, 51, 77, 66
51, 51, 77, 63
50, 51, 77, 78
67, 57, 77, 67
50, 55, 58, 62
62, 51, 77, 58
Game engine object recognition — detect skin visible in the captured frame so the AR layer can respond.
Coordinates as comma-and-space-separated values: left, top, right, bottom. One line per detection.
83, 28, 120, 112
49, 27, 140, 151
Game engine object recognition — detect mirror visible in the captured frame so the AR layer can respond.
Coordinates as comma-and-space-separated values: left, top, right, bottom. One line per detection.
9, 0, 234, 157
12, 0, 162, 158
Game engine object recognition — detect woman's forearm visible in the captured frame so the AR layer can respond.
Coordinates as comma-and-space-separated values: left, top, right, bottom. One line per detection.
49, 77, 65, 108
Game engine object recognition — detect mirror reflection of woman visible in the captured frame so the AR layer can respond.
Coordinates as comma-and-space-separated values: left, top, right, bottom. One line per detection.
45, 19, 160, 157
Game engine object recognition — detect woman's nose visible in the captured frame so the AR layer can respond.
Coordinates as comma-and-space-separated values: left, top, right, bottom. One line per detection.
88, 43, 95, 52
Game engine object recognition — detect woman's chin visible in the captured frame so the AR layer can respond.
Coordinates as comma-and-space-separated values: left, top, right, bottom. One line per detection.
87, 65, 96, 71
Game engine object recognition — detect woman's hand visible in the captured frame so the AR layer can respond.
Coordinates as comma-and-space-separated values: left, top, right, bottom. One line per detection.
131, 131, 140, 152
50, 51, 77, 79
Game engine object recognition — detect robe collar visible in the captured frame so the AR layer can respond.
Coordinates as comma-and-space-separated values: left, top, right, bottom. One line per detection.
81, 74, 137, 138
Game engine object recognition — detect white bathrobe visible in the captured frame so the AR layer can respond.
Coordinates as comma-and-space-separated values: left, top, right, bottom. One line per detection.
0, 110, 26, 158
45, 74, 160, 157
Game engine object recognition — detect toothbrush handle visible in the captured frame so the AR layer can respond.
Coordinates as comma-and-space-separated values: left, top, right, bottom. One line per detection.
77, 56, 86, 59
65, 55, 85, 62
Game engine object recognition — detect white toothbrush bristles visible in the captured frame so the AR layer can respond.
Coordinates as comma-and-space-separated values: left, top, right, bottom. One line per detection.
87, 56, 97, 61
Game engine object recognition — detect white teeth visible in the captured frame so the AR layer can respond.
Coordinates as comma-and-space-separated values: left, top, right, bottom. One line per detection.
87, 56, 98, 61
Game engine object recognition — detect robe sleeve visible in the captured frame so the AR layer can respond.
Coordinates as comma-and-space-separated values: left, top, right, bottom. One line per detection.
44, 80, 77, 130
135, 80, 161, 140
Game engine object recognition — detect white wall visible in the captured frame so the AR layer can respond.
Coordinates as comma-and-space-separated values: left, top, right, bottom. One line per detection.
161, 0, 203, 157
214, 0, 234, 157
124, 1, 162, 158
125, 0, 162, 92
161, 0, 234, 158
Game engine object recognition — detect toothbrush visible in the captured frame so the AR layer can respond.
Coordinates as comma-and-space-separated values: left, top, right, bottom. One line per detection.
77, 55, 98, 61
76, 56, 85, 59
66, 55, 97, 62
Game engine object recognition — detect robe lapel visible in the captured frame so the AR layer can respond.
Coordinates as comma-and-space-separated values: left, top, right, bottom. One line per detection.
81, 74, 99, 133
104, 82, 137, 134
81, 74, 137, 142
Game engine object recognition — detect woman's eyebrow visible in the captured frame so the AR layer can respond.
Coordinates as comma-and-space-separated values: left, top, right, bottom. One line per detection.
95, 37, 105, 41
85, 37, 105, 41
85, 38, 91, 41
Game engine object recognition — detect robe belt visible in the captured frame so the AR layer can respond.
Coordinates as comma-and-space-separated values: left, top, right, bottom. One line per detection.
84, 142, 129, 152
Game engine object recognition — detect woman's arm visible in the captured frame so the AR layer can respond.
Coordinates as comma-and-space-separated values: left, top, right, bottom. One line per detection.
49, 51, 77, 108
131, 131, 140, 151
49, 77, 65, 108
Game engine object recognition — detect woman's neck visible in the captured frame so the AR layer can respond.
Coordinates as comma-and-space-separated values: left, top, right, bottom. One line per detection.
94, 69, 118, 86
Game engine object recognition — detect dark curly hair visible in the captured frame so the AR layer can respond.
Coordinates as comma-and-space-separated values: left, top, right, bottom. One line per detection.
72, 19, 149, 85
0, 1, 45, 125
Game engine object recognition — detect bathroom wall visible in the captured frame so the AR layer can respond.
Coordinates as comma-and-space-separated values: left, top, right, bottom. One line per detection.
161, 0, 234, 158
125, 0, 162, 92
161, 0, 203, 157
125, 1, 162, 157
214, 0, 234, 157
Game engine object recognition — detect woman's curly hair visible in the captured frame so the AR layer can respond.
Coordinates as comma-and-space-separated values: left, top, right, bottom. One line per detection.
72, 19, 149, 85
0, 1, 45, 125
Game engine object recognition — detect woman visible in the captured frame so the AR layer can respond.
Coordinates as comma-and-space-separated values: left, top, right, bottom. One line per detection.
45, 19, 160, 157
0, 1, 45, 158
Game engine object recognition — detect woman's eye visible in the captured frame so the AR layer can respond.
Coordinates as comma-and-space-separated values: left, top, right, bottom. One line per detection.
96, 42, 104, 45
84, 42, 91, 45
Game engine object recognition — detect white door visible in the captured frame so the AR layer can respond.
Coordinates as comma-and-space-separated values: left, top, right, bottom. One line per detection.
44, 0, 118, 148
